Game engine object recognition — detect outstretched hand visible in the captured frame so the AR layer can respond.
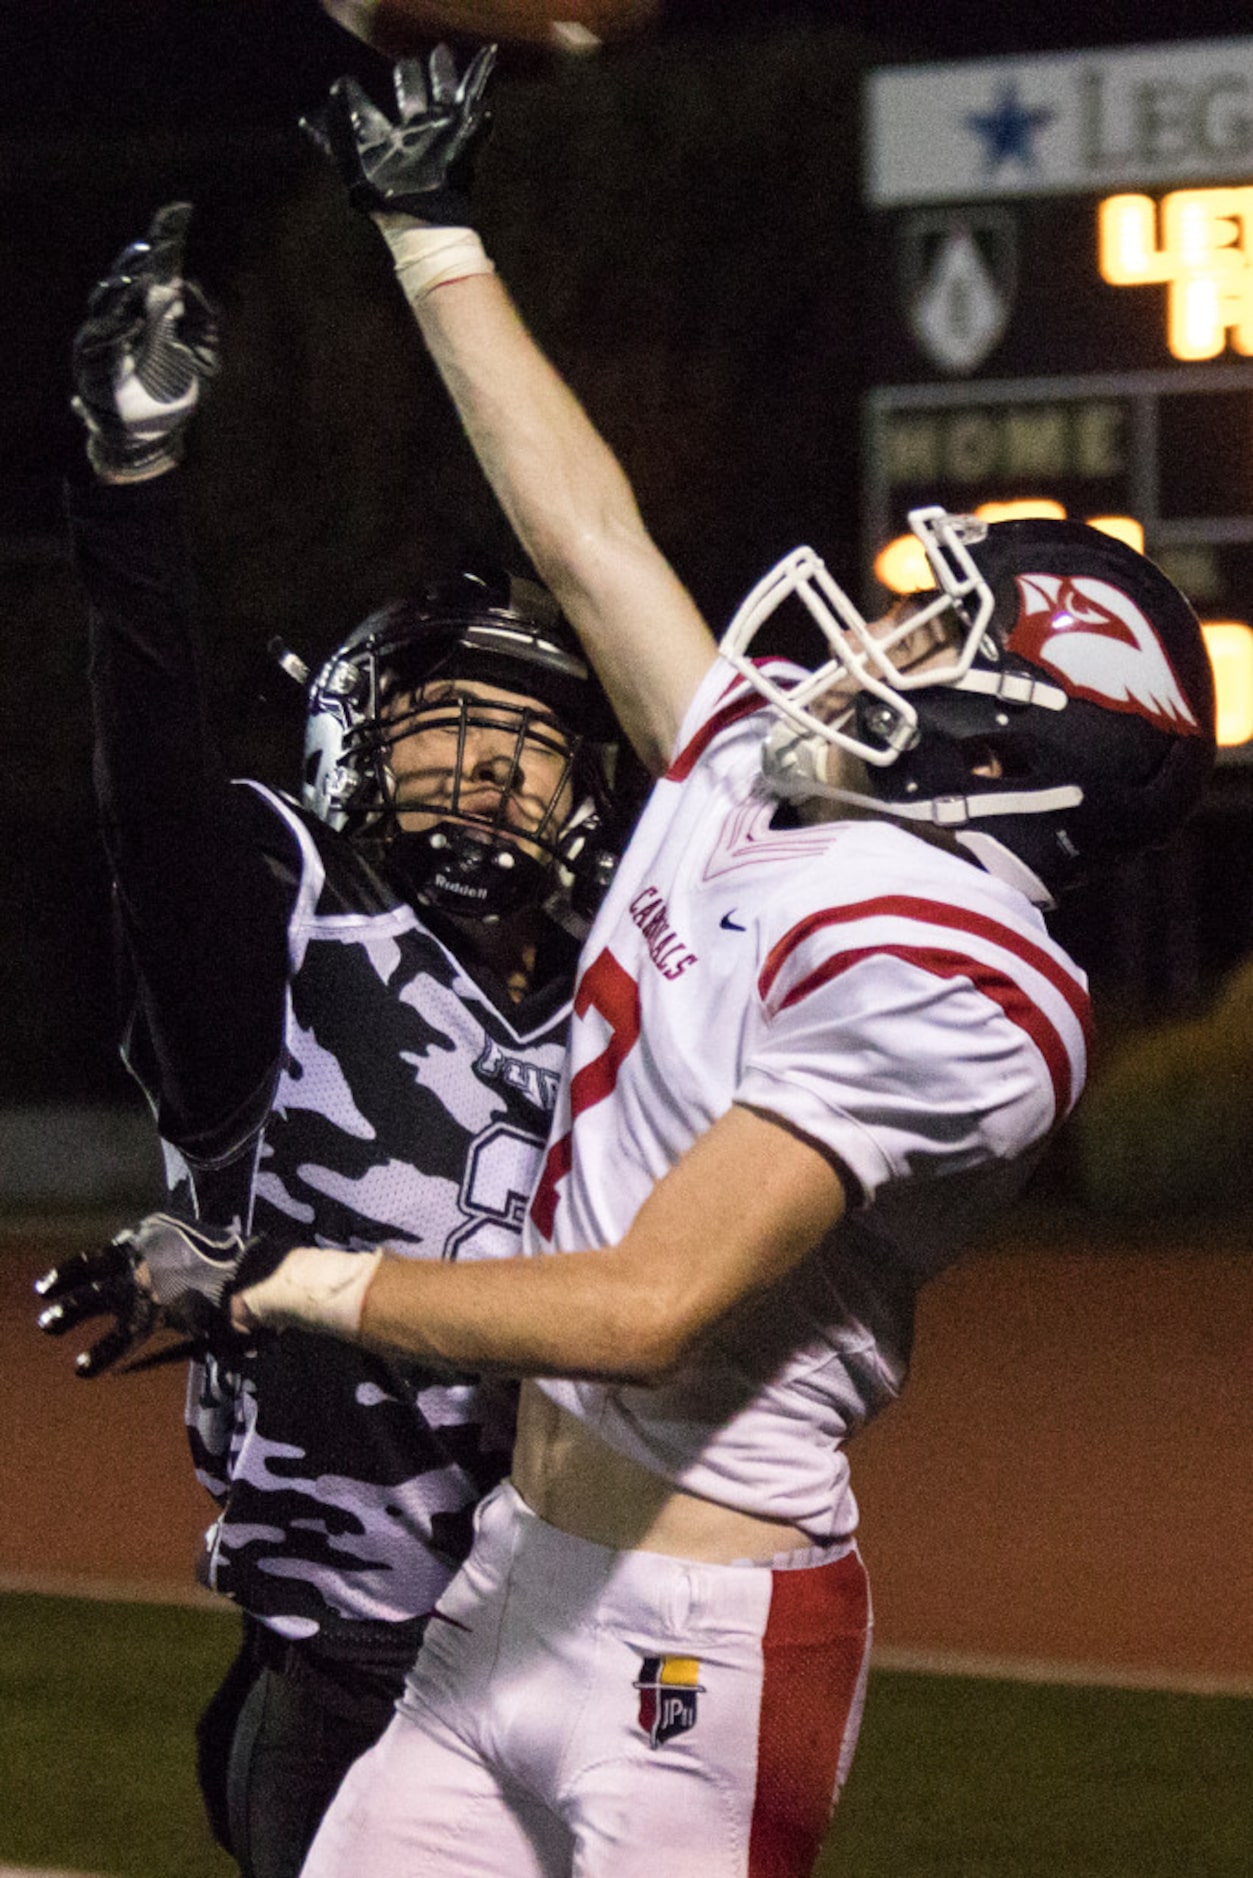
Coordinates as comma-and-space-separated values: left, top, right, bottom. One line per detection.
307, 42, 497, 225
34, 1234, 160, 1378
35, 1213, 286, 1378
72, 201, 219, 483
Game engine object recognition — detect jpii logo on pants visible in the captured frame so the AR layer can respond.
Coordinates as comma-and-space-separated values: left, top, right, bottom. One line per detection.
634, 1655, 706, 1748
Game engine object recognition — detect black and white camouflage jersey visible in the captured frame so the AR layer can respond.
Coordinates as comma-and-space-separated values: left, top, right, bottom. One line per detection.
145, 785, 572, 1648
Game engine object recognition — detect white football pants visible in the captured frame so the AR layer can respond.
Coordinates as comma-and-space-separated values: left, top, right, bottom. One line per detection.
301, 1480, 871, 1878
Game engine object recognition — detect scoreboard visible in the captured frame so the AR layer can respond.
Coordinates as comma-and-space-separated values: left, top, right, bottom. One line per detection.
862, 35, 1253, 755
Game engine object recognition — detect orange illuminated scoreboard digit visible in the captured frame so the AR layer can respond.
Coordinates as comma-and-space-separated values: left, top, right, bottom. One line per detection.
863, 36, 1253, 757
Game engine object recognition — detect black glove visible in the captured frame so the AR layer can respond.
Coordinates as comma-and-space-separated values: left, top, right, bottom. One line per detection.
308, 43, 497, 225
35, 1213, 285, 1378
72, 201, 220, 481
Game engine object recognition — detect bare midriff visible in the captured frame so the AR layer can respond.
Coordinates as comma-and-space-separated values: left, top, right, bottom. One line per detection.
510, 1380, 812, 1563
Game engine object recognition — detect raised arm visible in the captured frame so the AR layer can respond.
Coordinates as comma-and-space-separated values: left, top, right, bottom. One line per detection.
69, 204, 293, 1146
314, 49, 717, 774
407, 268, 716, 774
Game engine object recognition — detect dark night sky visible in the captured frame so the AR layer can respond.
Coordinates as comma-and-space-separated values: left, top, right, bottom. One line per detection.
3, 2, 1249, 132
4, 1, 1249, 541
5, 0, 1247, 542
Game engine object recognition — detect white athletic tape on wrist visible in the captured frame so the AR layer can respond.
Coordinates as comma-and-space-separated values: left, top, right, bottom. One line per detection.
378, 222, 496, 303
240, 1246, 384, 1337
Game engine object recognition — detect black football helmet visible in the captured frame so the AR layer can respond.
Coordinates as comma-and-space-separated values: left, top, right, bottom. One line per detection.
302, 569, 618, 929
719, 507, 1216, 903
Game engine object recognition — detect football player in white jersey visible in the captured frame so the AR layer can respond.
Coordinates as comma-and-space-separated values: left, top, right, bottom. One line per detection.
61, 48, 1216, 1878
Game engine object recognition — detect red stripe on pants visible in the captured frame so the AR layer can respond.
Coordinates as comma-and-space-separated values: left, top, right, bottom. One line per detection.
747, 1549, 871, 1878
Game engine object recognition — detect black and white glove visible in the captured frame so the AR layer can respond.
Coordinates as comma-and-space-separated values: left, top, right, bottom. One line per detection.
71, 201, 220, 482
34, 1213, 285, 1378
309, 43, 497, 225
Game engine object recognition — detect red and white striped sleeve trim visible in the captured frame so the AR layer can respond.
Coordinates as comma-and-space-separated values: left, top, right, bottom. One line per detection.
664, 658, 794, 782
758, 895, 1093, 1123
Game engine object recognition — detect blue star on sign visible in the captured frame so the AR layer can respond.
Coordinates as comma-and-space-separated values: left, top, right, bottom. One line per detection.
965, 81, 1055, 173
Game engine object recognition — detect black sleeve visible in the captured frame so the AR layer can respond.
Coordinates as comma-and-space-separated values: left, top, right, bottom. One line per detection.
69, 471, 295, 1152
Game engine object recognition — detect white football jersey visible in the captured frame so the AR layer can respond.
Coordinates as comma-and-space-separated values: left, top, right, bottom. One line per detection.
528, 658, 1091, 1539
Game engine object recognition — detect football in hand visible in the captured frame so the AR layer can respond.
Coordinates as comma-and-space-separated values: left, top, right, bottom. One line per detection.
319, 0, 661, 56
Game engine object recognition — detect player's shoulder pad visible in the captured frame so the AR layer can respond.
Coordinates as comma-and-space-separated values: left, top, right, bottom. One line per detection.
265, 787, 410, 917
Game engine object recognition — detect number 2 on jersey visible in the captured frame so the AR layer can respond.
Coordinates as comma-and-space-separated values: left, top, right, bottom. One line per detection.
529, 949, 640, 1238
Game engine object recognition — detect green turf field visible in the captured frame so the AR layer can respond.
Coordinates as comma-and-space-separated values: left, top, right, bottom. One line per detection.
0, 1593, 1248, 1877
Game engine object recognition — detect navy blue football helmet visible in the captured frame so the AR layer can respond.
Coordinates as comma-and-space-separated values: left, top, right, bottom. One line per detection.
720, 507, 1216, 902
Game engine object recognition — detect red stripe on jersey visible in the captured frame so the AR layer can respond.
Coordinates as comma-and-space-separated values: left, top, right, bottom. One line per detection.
748, 1549, 871, 1878
781, 942, 1077, 1119
665, 691, 766, 782
665, 659, 794, 782
760, 895, 1093, 1051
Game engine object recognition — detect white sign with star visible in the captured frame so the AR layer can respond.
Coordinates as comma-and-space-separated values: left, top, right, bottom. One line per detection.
866, 36, 1253, 206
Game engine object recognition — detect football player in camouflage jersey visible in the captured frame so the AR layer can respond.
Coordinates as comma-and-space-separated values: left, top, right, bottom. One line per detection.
43, 195, 619, 1878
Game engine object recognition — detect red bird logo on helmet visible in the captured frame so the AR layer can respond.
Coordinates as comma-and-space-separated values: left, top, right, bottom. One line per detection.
1007, 573, 1205, 737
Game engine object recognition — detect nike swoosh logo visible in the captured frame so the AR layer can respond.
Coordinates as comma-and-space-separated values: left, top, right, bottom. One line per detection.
720, 912, 746, 931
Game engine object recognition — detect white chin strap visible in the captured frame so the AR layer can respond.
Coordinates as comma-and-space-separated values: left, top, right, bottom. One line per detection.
763, 717, 1081, 823
763, 719, 1076, 908
953, 832, 1057, 908
776, 769, 1081, 829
